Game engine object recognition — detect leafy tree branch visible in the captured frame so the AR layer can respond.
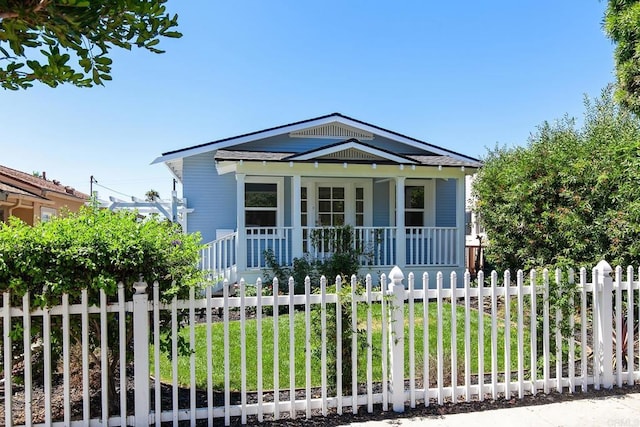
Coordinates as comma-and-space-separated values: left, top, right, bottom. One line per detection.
0, 0, 181, 89
605, 0, 640, 115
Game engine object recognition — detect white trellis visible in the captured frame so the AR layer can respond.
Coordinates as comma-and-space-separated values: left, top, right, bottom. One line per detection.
103, 191, 193, 230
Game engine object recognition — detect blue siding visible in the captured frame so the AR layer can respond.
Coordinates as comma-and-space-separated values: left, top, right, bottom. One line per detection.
232, 135, 343, 153
183, 153, 236, 243
435, 179, 457, 227
373, 180, 390, 226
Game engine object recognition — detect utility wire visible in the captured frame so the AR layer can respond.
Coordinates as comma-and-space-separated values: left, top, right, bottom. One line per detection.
92, 181, 134, 199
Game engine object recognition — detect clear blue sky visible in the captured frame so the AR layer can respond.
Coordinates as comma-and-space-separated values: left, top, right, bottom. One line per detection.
1, 1, 614, 201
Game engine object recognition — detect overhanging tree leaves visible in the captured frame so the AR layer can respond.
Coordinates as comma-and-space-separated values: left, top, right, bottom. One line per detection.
0, 0, 181, 89
604, 0, 640, 115
474, 87, 640, 271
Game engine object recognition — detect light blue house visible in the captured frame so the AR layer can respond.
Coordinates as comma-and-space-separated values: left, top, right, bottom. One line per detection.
153, 113, 481, 285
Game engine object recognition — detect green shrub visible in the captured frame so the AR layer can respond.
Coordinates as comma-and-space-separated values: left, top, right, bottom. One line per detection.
262, 225, 366, 294
0, 205, 203, 409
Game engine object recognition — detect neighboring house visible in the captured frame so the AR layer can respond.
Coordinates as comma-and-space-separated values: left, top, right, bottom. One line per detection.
0, 165, 89, 225
153, 113, 481, 285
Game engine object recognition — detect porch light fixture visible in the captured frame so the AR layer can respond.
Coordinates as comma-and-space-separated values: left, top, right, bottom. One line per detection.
314, 161, 318, 168
343, 162, 347, 168
289, 161, 293, 167
411, 165, 416, 170
461, 166, 465, 171
262, 160, 266, 166
400, 164, 404, 170
438, 165, 442, 171
372, 163, 377, 169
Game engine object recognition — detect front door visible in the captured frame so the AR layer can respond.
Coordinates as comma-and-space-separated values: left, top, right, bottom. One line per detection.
317, 185, 345, 227
301, 180, 371, 254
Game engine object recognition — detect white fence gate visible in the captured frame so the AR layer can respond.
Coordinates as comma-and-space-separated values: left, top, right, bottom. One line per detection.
1, 260, 639, 426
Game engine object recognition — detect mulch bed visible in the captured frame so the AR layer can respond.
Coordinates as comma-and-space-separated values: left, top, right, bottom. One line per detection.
2, 363, 639, 426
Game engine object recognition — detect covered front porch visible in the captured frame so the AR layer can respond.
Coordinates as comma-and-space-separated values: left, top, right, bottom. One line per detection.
199, 168, 467, 284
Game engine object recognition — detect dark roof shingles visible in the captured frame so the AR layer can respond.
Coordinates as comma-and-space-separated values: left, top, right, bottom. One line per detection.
215, 149, 481, 168
163, 113, 480, 164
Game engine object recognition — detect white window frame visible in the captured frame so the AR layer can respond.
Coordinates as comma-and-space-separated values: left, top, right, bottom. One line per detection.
244, 176, 284, 230
40, 206, 57, 223
390, 179, 435, 227
404, 185, 425, 227
301, 177, 373, 227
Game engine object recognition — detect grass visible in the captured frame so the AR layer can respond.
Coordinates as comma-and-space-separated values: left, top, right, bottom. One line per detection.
151, 301, 531, 391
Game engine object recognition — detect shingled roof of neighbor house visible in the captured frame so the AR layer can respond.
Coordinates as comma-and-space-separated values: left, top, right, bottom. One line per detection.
0, 165, 89, 200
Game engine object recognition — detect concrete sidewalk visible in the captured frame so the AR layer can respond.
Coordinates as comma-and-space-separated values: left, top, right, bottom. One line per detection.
352, 393, 640, 427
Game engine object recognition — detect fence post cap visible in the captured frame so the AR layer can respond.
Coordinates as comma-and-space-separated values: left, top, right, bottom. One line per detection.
595, 259, 612, 274
389, 266, 404, 287
133, 280, 147, 294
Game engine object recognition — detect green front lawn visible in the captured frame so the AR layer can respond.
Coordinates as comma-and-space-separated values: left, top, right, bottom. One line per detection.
151, 301, 530, 391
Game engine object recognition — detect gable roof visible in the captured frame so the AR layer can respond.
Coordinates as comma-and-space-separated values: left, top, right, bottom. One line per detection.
285, 138, 418, 163
0, 165, 89, 201
153, 113, 480, 163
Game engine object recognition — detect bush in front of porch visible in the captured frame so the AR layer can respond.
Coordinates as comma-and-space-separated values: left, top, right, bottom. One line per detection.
262, 225, 367, 294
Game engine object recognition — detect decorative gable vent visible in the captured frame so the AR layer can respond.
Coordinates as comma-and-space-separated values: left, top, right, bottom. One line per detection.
318, 148, 384, 161
290, 123, 374, 140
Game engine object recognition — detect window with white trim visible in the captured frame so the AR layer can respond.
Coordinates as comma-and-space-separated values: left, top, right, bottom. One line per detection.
301, 186, 308, 226
356, 187, 364, 226
245, 182, 278, 227
404, 186, 425, 227
40, 207, 57, 223
318, 186, 345, 226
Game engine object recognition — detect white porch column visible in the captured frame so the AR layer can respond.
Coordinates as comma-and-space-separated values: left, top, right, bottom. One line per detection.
291, 175, 303, 260
456, 176, 466, 269
395, 176, 406, 268
236, 173, 247, 274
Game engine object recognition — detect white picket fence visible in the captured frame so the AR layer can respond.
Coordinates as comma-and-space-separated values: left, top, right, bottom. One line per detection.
1, 260, 639, 426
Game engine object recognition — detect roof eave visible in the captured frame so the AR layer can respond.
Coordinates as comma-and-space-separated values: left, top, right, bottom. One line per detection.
154, 112, 481, 165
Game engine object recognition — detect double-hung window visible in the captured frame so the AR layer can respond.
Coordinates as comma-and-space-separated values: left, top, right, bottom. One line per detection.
404, 186, 425, 227
244, 177, 283, 233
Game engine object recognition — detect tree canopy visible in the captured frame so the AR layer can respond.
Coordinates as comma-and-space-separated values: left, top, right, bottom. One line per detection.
604, 0, 640, 115
145, 188, 160, 201
473, 87, 640, 271
0, 0, 181, 90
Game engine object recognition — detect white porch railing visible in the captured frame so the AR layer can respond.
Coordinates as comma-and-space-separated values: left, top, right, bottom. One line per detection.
200, 231, 237, 282
303, 226, 397, 266
200, 226, 459, 279
406, 227, 458, 266
246, 226, 293, 269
